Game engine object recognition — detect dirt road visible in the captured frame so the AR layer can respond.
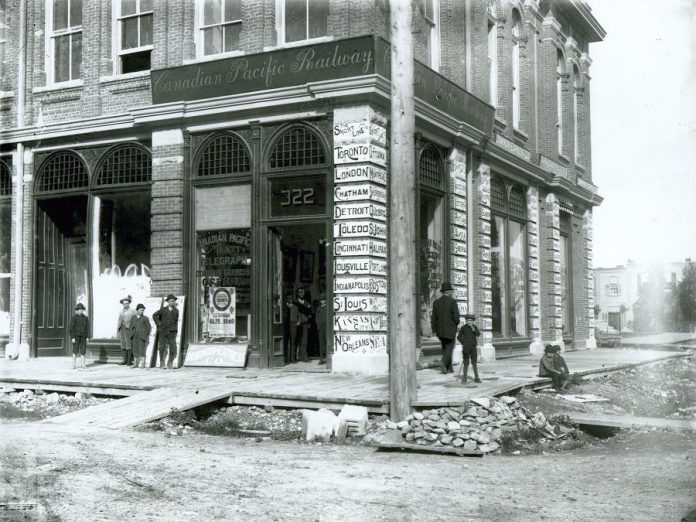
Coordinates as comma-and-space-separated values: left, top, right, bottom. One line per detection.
1, 422, 694, 521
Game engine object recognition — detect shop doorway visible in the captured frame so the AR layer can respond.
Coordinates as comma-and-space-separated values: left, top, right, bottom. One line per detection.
35, 196, 88, 356
267, 223, 329, 367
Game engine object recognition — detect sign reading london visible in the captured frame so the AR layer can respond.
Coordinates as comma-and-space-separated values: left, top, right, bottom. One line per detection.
151, 36, 494, 136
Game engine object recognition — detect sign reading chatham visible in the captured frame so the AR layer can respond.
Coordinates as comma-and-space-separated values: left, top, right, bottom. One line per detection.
151, 36, 494, 136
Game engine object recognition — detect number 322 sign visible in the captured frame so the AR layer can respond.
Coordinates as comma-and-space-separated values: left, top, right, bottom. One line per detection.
270, 177, 326, 217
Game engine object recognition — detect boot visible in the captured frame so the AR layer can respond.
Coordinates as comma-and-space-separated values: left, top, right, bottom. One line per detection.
118, 351, 127, 365
167, 354, 175, 370
131, 357, 140, 369
159, 349, 166, 369
473, 364, 482, 383
460, 364, 468, 384
127, 351, 135, 366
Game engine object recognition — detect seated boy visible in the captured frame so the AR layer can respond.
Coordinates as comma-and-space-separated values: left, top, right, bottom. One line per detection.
538, 344, 568, 391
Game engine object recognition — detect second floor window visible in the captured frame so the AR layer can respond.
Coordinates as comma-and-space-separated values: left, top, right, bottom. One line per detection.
573, 66, 580, 162
198, 0, 242, 57
48, 0, 82, 83
608, 276, 620, 296
117, 0, 153, 74
511, 10, 521, 129
282, 0, 329, 44
487, 16, 497, 106
556, 51, 564, 155
423, 0, 440, 71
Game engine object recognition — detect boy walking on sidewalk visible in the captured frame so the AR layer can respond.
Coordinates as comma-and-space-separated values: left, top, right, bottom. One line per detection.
70, 303, 90, 370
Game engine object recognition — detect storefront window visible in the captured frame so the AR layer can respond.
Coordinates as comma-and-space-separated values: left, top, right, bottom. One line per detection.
91, 145, 152, 339
195, 185, 251, 344
490, 176, 528, 339
0, 161, 11, 339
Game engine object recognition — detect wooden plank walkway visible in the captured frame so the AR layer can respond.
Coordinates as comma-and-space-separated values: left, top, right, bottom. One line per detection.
566, 413, 696, 431
1, 348, 691, 427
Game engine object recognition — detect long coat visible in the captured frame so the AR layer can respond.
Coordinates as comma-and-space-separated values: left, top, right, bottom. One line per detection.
116, 308, 137, 334
153, 306, 179, 334
131, 314, 152, 342
431, 294, 460, 340
457, 323, 481, 352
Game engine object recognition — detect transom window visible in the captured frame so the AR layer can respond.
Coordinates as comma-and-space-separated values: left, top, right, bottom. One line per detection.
47, 0, 83, 83
197, 0, 242, 57
197, 134, 251, 176
116, 0, 153, 74
96, 146, 152, 187
419, 146, 443, 190
0, 161, 11, 196
37, 152, 88, 193
280, 0, 329, 44
269, 128, 326, 169
490, 176, 528, 339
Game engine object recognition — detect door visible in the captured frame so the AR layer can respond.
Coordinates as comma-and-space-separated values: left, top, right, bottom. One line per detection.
608, 312, 622, 332
268, 227, 286, 367
35, 207, 68, 356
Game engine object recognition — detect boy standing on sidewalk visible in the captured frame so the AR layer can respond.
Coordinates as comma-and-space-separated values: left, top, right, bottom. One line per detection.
131, 303, 152, 369
70, 303, 90, 370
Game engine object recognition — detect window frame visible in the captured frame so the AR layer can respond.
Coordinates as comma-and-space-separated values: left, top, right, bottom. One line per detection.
556, 51, 565, 155
487, 14, 497, 107
511, 10, 521, 129
423, 0, 441, 71
573, 65, 580, 163
560, 214, 573, 336
194, 0, 244, 60
608, 276, 620, 296
45, 0, 83, 86
113, 0, 154, 76
275, 0, 331, 47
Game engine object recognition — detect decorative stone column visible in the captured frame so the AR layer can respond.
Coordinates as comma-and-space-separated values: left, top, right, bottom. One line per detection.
583, 208, 597, 349
541, 192, 564, 350
331, 105, 389, 375
476, 162, 495, 361
449, 147, 468, 365
527, 185, 543, 354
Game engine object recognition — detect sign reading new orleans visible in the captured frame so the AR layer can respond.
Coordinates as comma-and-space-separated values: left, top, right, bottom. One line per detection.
151, 36, 494, 136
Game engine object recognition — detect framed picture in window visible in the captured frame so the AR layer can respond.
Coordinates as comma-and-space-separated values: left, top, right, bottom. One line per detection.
283, 248, 297, 283
300, 251, 315, 284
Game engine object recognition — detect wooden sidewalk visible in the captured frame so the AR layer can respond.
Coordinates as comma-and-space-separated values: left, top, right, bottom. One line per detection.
1, 348, 690, 429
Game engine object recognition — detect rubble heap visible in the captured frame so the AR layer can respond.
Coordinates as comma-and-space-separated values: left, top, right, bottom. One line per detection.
382, 396, 557, 453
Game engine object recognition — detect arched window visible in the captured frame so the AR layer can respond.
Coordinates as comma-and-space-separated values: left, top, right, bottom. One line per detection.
490, 175, 527, 338
0, 161, 11, 196
269, 127, 326, 169
36, 152, 89, 193
197, 134, 251, 177
511, 10, 521, 129
487, 3, 497, 106
556, 51, 565, 154
573, 65, 580, 163
418, 145, 446, 338
95, 145, 152, 187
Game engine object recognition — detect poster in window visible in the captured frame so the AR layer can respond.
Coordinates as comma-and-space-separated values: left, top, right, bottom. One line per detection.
208, 286, 236, 337
300, 251, 315, 284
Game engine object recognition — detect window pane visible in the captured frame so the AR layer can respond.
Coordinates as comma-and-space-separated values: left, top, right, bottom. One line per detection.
122, 17, 139, 49
425, 0, 434, 20
308, 0, 329, 39
54, 35, 70, 82
121, 0, 137, 16
140, 13, 153, 46
70, 0, 82, 26
70, 33, 82, 80
224, 23, 241, 52
509, 220, 526, 337
141, 0, 153, 11
53, 0, 69, 30
285, 0, 307, 42
491, 215, 506, 337
419, 194, 444, 338
224, 0, 242, 21
203, 0, 222, 25
203, 26, 223, 56
121, 49, 151, 74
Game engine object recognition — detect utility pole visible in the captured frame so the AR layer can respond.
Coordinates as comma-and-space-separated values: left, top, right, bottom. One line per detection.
389, 0, 417, 421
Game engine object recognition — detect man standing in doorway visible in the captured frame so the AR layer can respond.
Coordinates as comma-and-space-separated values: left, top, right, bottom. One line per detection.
153, 294, 179, 370
116, 296, 136, 365
431, 282, 460, 374
294, 288, 311, 363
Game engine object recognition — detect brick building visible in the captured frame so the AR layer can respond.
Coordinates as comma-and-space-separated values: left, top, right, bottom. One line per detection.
0, 0, 604, 373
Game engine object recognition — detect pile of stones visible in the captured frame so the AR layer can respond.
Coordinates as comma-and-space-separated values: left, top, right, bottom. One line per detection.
383, 396, 555, 453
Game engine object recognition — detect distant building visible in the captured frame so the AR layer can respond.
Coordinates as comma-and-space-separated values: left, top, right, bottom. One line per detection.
1, 0, 605, 372
594, 259, 691, 332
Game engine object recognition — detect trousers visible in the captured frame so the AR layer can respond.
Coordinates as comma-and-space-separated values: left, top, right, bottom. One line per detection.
439, 337, 455, 372
158, 332, 177, 367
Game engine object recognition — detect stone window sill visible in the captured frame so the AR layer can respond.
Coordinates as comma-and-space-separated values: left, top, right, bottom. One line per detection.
33, 80, 84, 94
100, 70, 151, 84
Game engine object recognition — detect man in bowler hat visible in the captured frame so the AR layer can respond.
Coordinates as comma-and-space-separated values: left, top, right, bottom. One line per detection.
431, 282, 460, 374
153, 294, 179, 369
457, 313, 481, 383
130, 303, 152, 369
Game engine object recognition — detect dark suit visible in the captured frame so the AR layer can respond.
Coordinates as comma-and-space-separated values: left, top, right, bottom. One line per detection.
431, 294, 460, 373
457, 323, 481, 365
130, 315, 152, 359
153, 306, 179, 368
69, 314, 90, 355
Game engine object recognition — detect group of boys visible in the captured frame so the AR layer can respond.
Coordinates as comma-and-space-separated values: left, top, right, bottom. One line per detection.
432, 281, 572, 390
69, 293, 180, 370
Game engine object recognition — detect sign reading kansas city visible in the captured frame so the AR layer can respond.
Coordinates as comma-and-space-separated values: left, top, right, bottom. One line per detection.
151, 36, 494, 136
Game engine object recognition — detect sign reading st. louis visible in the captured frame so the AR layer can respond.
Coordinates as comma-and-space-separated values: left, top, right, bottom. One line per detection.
208, 286, 236, 337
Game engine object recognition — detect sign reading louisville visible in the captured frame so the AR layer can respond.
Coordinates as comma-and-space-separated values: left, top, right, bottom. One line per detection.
151, 36, 494, 136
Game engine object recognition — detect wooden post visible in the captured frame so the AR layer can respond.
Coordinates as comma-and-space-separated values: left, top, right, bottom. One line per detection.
389, 0, 417, 421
